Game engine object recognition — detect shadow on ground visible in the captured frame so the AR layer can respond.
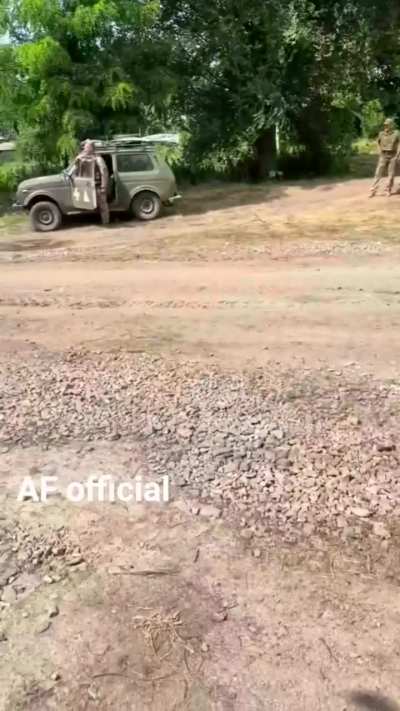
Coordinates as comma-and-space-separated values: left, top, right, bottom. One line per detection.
349, 691, 400, 711
176, 178, 347, 217
0, 176, 380, 248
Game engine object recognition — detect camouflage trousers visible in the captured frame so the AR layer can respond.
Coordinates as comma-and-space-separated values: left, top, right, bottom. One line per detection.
370, 153, 398, 195
96, 188, 110, 224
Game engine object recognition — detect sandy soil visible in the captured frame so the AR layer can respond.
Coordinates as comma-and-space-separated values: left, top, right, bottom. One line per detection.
1, 258, 400, 376
1, 178, 400, 711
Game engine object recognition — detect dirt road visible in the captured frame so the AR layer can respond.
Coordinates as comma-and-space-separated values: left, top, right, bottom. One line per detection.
1, 178, 400, 711
2, 257, 400, 375
2, 176, 400, 369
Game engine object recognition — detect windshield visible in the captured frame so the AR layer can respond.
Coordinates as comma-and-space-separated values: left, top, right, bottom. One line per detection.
64, 162, 75, 176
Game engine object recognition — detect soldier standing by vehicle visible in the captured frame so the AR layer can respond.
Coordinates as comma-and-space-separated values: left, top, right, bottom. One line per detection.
74, 139, 110, 224
370, 118, 400, 198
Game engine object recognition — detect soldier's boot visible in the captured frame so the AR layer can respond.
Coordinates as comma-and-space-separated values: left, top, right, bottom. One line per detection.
369, 178, 380, 197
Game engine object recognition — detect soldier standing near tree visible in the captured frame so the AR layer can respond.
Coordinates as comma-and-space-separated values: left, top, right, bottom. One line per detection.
73, 139, 110, 224
369, 118, 400, 198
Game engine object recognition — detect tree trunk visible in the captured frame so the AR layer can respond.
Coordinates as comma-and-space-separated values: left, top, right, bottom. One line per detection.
234, 127, 277, 181
250, 127, 277, 180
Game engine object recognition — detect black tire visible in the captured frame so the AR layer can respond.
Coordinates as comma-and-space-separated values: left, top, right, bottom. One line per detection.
131, 191, 161, 221
30, 201, 62, 232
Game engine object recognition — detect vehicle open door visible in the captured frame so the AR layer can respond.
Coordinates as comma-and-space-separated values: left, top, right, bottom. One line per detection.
71, 158, 97, 211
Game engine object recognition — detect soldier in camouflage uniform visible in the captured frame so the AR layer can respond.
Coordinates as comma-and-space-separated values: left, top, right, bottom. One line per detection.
370, 118, 400, 197
74, 139, 110, 224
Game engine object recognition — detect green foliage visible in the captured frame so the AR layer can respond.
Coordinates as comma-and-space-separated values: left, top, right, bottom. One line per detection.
0, 161, 43, 192
0, 0, 173, 162
0, 45, 19, 134
16, 125, 63, 166
353, 137, 377, 155
1, 0, 400, 181
361, 100, 385, 139
161, 0, 376, 177
18, 37, 71, 76
162, 0, 284, 172
104, 81, 135, 111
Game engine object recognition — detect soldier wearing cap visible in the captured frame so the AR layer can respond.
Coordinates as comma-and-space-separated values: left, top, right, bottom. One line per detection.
74, 139, 110, 224
370, 118, 400, 197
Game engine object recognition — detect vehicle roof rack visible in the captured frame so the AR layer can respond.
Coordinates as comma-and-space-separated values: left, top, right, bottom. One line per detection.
92, 141, 155, 152
111, 133, 179, 146
90, 133, 179, 152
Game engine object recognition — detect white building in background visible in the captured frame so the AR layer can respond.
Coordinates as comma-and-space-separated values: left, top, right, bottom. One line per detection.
0, 141, 16, 164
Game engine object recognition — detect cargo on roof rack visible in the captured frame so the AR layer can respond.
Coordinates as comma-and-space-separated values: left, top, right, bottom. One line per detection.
111, 133, 179, 145
90, 133, 179, 152
92, 141, 157, 152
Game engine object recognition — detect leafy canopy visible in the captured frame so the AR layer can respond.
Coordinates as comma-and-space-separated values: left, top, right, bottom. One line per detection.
0, 0, 173, 162
1, 0, 400, 174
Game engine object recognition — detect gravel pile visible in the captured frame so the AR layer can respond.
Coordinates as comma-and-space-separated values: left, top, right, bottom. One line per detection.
1, 352, 399, 541
0, 520, 84, 596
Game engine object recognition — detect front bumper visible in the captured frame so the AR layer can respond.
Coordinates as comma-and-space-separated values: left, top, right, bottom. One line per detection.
12, 201, 25, 211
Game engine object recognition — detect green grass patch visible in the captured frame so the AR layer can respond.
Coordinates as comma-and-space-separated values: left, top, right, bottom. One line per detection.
0, 211, 27, 233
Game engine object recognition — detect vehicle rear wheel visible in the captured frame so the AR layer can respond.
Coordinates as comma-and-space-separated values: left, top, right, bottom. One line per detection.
30, 201, 62, 232
131, 191, 161, 221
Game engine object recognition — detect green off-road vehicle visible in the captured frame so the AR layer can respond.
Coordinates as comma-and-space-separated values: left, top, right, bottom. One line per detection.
14, 134, 181, 232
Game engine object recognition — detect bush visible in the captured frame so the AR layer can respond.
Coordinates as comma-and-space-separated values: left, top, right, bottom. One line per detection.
0, 162, 49, 193
361, 100, 385, 139
0, 163, 33, 192
352, 137, 377, 155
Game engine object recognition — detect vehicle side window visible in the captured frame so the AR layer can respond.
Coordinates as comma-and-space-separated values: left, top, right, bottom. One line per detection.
116, 153, 154, 173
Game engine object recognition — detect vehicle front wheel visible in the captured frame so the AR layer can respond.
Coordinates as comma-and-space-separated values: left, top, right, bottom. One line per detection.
30, 201, 62, 232
131, 191, 161, 221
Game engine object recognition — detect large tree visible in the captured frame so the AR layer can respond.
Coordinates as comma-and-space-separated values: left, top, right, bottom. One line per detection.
0, 0, 175, 163
1, 0, 400, 176
161, 0, 384, 176
161, 0, 284, 178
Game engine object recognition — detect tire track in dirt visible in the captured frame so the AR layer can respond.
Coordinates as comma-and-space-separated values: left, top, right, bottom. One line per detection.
0, 296, 261, 310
